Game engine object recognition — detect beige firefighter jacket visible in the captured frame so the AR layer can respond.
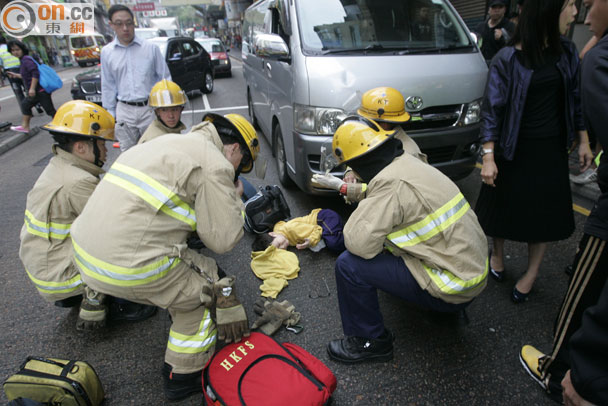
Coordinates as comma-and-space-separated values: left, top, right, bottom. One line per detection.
138, 118, 186, 145
344, 127, 427, 202
344, 153, 488, 304
70, 122, 244, 303
19, 145, 104, 301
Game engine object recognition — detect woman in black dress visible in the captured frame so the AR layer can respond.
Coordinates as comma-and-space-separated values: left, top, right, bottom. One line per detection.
475, 0, 593, 302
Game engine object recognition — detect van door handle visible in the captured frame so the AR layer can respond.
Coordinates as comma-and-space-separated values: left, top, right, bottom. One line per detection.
266, 63, 272, 71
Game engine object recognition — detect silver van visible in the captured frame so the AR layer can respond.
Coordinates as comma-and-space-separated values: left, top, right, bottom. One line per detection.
243, 0, 487, 193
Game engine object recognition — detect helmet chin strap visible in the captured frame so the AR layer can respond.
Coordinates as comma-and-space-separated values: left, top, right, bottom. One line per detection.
92, 139, 104, 167
234, 161, 244, 183
156, 111, 169, 128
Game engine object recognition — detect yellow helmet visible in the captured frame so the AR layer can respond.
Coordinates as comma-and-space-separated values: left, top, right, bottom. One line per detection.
149, 79, 187, 108
43, 100, 115, 141
357, 87, 411, 123
203, 113, 259, 173
332, 116, 395, 165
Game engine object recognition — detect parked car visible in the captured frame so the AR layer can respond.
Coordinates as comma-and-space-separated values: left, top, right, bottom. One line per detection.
71, 66, 102, 104
135, 28, 167, 40
243, 0, 487, 193
196, 38, 231, 77
149, 37, 214, 93
71, 36, 214, 106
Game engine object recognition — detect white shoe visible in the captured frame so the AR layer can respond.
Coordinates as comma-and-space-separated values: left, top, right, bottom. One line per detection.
570, 169, 597, 185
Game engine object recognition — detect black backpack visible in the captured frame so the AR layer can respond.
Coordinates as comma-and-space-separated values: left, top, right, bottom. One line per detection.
244, 185, 291, 234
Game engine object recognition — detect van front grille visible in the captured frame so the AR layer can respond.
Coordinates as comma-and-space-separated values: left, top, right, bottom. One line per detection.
423, 145, 457, 164
402, 104, 461, 131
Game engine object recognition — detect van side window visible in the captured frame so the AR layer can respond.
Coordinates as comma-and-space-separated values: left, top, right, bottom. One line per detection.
243, 1, 271, 54
271, 7, 289, 46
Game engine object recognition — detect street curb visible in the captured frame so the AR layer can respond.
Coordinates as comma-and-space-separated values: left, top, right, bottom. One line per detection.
0, 128, 40, 156
228, 48, 242, 62
571, 181, 601, 205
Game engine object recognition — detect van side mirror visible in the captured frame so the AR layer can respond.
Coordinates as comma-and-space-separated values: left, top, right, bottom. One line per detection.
470, 32, 481, 48
254, 33, 290, 63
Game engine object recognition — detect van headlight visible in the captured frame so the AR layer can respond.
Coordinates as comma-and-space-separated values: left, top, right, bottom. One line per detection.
463, 99, 482, 125
294, 104, 347, 135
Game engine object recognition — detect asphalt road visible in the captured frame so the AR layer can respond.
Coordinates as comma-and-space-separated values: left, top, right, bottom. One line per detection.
0, 56, 597, 405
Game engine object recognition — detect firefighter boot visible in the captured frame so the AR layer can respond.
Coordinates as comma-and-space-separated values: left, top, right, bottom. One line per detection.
109, 298, 157, 322
327, 329, 394, 363
54, 294, 83, 308
76, 287, 107, 331
162, 363, 203, 402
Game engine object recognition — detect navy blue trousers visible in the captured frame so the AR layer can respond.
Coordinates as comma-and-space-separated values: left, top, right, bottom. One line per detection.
335, 251, 469, 339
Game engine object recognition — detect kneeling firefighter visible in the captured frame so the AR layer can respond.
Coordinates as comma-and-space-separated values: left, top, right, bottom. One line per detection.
315, 117, 488, 363
19, 100, 155, 330
70, 112, 260, 401
138, 79, 187, 145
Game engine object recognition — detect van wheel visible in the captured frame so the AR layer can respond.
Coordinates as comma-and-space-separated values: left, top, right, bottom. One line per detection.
247, 90, 259, 129
78, 62, 85, 67
201, 70, 214, 94
273, 123, 293, 187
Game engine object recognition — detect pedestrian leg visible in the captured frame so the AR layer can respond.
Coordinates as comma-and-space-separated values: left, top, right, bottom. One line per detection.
539, 234, 608, 397
516, 242, 548, 294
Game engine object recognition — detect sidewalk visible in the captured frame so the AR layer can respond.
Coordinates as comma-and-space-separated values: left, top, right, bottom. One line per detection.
0, 64, 83, 156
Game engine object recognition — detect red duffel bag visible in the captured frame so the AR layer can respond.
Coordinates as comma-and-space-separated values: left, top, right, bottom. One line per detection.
202, 332, 337, 406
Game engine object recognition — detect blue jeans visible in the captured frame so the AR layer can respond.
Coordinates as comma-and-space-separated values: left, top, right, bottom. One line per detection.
335, 251, 470, 338
240, 176, 257, 202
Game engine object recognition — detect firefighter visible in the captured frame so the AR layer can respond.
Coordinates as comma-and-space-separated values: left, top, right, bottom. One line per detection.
19, 100, 156, 330
70, 113, 260, 401
138, 79, 187, 145
313, 87, 426, 202
318, 116, 488, 363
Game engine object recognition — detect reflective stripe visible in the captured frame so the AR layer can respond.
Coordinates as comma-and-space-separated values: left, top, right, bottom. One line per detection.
105, 162, 196, 230
361, 183, 367, 194
0, 50, 20, 69
25, 268, 83, 294
72, 240, 181, 286
167, 308, 217, 354
24, 210, 71, 240
424, 258, 488, 295
387, 193, 470, 248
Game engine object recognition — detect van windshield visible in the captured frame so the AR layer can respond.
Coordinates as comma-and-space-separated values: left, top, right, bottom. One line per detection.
295, 0, 473, 54
71, 36, 95, 49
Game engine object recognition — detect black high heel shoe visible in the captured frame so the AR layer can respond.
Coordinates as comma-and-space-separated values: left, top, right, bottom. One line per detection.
488, 250, 505, 282
490, 267, 505, 282
511, 286, 529, 303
